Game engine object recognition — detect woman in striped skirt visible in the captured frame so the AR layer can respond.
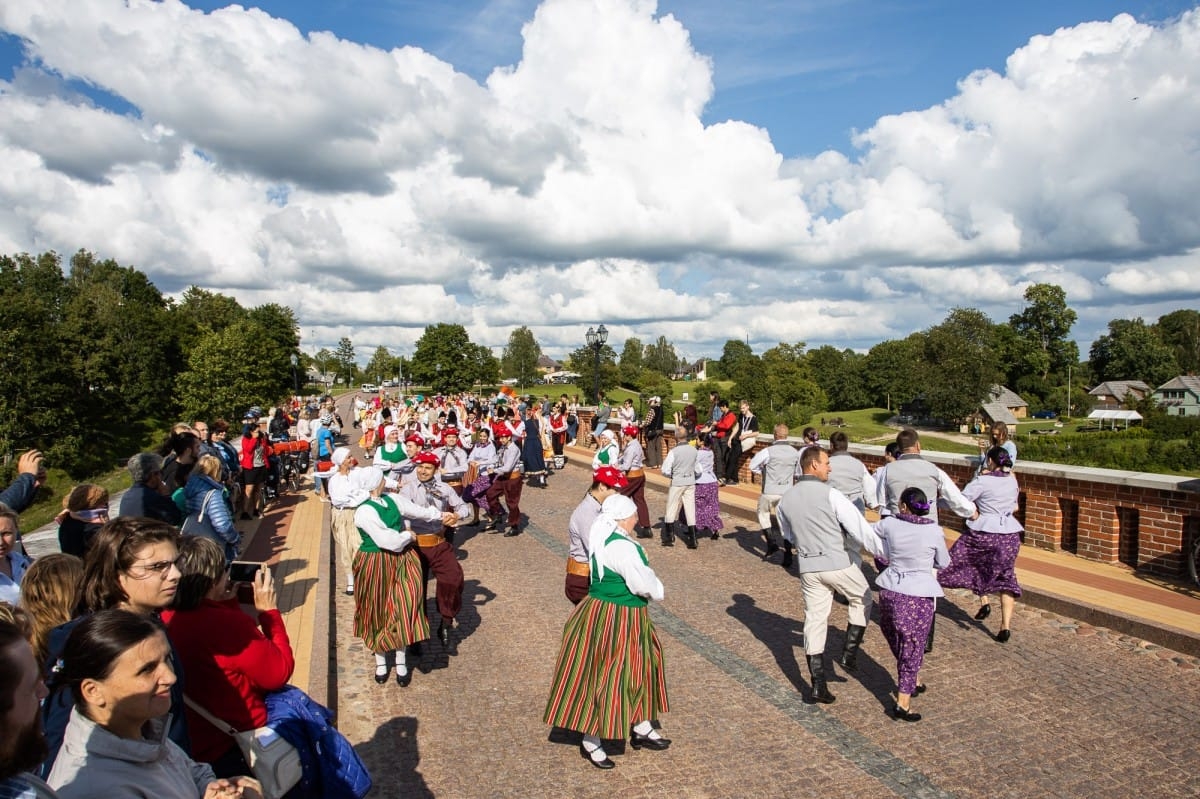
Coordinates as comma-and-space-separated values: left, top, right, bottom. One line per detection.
351, 466, 453, 686
544, 494, 671, 769
859, 486, 950, 722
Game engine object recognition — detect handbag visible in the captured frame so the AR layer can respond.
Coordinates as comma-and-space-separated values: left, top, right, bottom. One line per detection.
184, 695, 302, 799
180, 489, 219, 539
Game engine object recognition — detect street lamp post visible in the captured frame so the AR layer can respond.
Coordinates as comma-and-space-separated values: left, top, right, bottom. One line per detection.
585, 324, 608, 405
290, 353, 300, 396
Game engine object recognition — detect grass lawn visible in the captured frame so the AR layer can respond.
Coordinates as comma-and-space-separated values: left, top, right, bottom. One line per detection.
19, 465, 132, 533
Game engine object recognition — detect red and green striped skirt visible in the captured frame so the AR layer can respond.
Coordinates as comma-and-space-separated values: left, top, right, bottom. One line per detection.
543, 596, 668, 738
352, 547, 430, 653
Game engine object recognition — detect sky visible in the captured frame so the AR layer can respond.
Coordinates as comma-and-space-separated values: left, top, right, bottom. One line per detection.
1, 0, 1199, 367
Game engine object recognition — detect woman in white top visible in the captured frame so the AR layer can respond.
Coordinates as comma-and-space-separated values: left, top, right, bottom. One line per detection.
857, 486, 949, 722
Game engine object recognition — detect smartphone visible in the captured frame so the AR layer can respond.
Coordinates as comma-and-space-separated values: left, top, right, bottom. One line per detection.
229, 561, 264, 583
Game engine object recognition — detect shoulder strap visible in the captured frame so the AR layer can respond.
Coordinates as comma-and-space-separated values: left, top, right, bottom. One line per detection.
197, 488, 218, 522
183, 694, 239, 737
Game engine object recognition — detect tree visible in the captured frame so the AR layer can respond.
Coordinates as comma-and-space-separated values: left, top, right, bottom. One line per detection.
173, 285, 246, 352
501, 326, 542, 388
923, 308, 1001, 421
1089, 318, 1177, 386
410, 323, 482, 393
245, 303, 300, 399
334, 337, 357, 386
643, 336, 679, 377
312, 348, 337, 384
176, 320, 290, 421
464, 343, 501, 388
1155, 309, 1200, 376
565, 344, 618, 403
618, 337, 644, 387
364, 346, 398, 385
1008, 283, 1078, 382
718, 340, 757, 386
757, 343, 826, 423
863, 334, 927, 411
807, 345, 870, 411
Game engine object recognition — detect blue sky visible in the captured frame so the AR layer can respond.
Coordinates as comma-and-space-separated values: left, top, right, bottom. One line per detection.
1, 0, 1198, 362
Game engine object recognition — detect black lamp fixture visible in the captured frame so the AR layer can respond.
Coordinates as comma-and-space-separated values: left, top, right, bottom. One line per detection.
585, 324, 608, 404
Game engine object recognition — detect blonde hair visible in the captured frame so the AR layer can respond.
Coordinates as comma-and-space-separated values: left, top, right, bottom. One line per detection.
196, 454, 223, 481
20, 553, 84, 666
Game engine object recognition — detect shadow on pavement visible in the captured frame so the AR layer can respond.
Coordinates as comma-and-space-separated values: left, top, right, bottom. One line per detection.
726, 592, 807, 692
413, 579, 496, 673
356, 716, 433, 799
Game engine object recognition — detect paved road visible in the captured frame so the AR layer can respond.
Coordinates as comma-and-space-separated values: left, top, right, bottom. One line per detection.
331, 463, 1200, 799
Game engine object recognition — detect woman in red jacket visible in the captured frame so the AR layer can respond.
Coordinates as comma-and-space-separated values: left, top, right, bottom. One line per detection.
162, 536, 294, 777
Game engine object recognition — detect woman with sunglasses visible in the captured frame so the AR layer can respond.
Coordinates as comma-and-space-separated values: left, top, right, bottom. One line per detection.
38, 518, 193, 778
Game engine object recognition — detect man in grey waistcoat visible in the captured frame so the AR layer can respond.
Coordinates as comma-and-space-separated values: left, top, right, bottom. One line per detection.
661, 432, 699, 549
879, 428, 977, 652
748, 424, 801, 568
778, 447, 877, 704
826, 431, 879, 569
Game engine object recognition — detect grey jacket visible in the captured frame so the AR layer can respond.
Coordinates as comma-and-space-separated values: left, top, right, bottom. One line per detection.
48, 709, 215, 799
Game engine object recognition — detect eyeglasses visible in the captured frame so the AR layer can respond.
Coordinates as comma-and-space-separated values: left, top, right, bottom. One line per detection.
126, 556, 183, 579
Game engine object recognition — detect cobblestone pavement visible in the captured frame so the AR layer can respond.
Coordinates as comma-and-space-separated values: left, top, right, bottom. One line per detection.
333, 462, 1200, 799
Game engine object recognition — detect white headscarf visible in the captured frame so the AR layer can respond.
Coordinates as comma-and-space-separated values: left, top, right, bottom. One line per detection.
587, 494, 638, 582
382, 424, 400, 452
352, 466, 385, 495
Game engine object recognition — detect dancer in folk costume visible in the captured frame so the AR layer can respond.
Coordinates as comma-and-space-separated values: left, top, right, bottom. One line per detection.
693, 433, 724, 542
615, 426, 652, 540
938, 446, 1021, 643
484, 424, 524, 537
436, 427, 471, 498
372, 424, 408, 480
544, 495, 670, 770
462, 426, 496, 526
564, 467, 627, 605
856, 487, 950, 722
591, 428, 619, 469
351, 466, 456, 687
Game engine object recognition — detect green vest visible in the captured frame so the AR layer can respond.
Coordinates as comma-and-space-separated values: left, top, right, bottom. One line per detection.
378, 445, 407, 465
588, 531, 649, 608
357, 495, 401, 553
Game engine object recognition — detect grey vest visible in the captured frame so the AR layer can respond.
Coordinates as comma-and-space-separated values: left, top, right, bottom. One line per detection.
761, 442, 799, 496
882, 455, 942, 515
827, 452, 867, 506
776, 476, 852, 573
667, 444, 698, 486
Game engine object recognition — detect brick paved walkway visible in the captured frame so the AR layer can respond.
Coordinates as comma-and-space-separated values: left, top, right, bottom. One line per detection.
331, 462, 1200, 799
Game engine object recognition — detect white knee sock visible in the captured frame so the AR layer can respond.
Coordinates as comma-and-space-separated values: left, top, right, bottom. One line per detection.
395, 649, 408, 675
632, 720, 661, 739
374, 652, 389, 674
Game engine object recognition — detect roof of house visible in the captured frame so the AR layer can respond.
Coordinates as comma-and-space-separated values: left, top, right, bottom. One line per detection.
1154, 375, 1200, 395
988, 385, 1027, 408
980, 402, 1019, 425
536, 355, 560, 369
1089, 380, 1150, 400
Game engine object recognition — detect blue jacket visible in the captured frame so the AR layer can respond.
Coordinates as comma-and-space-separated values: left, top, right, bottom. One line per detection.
0, 472, 36, 513
265, 686, 371, 799
183, 474, 238, 560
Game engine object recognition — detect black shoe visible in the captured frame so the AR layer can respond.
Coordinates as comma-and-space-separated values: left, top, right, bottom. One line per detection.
995, 629, 1011, 643
396, 668, 412, 687
892, 704, 922, 722
975, 604, 991, 620
437, 620, 450, 648
580, 743, 615, 770
684, 526, 698, 550
806, 654, 836, 704
710, 529, 719, 540
635, 526, 652, 539
763, 530, 779, 558
504, 526, 521, 537
629, 731, 671, 751
374, 667, 390, 685
660, 523, 675, 547
915, 683, 927, 695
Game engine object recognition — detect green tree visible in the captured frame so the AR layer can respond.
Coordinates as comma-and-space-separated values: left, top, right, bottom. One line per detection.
923, 308, 1002, 421
643, 335, 679, 377
807, 345, 870, 411
364, 346, 398, 385
410, 323, 480, 393
863, 334, 927, 411
312, 348, 337, 384
566, 344, 618, 403
718, 339, 757, 386
618, 337, 644, 387
1155, 309, 1200, 376
757, 343, 826, 423
172, 286, 246, 352
1089, 318, 1177, 386
501, 326, 542, 388
245, 303, 300, 399
334, 337, 357, 385
176, 320, 289, 421
1008, 283, 1078, 382
464, 343, 501, 389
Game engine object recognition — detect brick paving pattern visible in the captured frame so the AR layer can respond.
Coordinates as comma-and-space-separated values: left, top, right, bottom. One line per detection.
331, 462, 1200, 799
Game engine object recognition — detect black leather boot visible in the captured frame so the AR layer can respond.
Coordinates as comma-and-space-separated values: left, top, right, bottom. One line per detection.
660, 521, 675, 547
838, 624, 867, 672
685, 526, 698, 549
763, 529, 779, 558
806, 654, 836, 704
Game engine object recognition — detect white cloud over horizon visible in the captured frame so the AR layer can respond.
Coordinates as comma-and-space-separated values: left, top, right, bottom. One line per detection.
1, 0, 1198, 363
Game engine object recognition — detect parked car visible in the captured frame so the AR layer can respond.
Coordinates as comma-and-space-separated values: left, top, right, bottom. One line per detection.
1032, 409, 1058, 419
361, 383, 378, 393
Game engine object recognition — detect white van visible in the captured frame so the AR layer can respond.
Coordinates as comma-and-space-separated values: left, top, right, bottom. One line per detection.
361, 383, 378, 393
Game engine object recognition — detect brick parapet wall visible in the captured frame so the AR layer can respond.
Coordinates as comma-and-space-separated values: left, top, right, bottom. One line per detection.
578, 408, 1200, 578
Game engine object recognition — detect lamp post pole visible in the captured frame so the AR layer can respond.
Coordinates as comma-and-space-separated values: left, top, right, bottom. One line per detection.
290, 353, 300, 396
585, 323, 608, 405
